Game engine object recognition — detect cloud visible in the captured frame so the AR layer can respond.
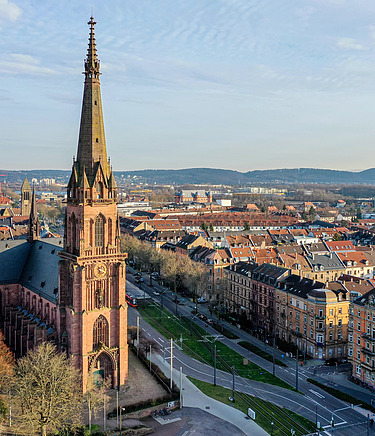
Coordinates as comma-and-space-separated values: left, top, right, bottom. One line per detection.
0, 0, 21, 22
336, 37, 365, 51
0, 53, 56, 75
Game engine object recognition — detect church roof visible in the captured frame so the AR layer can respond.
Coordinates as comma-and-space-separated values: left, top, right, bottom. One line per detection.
0, 238, 63, 302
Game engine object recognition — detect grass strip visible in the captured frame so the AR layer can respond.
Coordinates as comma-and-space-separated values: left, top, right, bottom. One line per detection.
238, 341, 287, 367
139, 303, 295, 391
188, 377, 315, 436
307, 378, 375, 413
212, 322, 239, 339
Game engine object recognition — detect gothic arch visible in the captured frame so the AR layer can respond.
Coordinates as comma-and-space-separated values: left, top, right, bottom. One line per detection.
93, 314, 109, 349
97, 181, 104, 199
95, 214, 105, 247
92, 350, 116, 387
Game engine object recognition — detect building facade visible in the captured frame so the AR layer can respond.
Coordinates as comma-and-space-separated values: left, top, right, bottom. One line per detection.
0, 18, 128, 393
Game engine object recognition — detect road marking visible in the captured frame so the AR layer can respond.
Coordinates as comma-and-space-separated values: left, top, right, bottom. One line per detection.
309, 389, 325, 398
158, 337, 165, 343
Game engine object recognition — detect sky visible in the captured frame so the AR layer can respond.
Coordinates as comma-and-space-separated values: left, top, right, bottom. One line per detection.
2, 0, 375, 172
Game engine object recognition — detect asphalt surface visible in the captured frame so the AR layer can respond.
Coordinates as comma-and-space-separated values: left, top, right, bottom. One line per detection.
127, 271, 375, 435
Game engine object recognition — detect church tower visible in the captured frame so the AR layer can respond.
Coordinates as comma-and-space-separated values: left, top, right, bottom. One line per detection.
28, 185, 40, 243
21, 177, 31, 216
58, 17, 128, 392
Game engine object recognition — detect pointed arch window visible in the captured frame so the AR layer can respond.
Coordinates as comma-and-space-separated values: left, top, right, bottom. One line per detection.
95, 215, 104, 247
108, 218, 112, 246
71, 213, 77, 249
93, 315, 109, 349
97, 181, 104, 199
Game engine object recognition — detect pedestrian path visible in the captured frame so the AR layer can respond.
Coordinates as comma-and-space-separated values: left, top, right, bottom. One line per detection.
153, 353, 268, 436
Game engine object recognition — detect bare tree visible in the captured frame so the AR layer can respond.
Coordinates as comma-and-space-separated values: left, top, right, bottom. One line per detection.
0, 330, 14, 391
12, 342, 82, 435
85, 377, 111, 433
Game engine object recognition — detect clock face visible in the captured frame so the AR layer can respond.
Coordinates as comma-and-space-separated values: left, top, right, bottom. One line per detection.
94, 263, 107, 278
69, 262, 75, 277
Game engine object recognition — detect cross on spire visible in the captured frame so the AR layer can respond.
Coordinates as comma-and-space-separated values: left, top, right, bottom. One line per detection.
85, 16, 101, 79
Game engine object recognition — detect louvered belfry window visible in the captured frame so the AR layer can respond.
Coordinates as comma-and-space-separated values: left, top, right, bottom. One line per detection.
95, 215, 104, 247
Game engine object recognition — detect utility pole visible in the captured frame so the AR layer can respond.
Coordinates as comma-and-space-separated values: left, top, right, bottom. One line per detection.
116, 390, 119, 428
149, 344, 152, 371
272, 336, 276, 377
232, 366, 235, 403
214, 345, 217, 386
296, 349, 299, 391
136, 316, 140, 357
103, 394, 106, 431
170, 338, 174, 390
180, 366, 183, 409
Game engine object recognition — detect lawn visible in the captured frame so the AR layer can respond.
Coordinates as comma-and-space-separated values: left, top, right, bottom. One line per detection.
307, 378, 375, 413
188, 377, 315, 436
139, 303, 295, 391
238, 341, 287, 367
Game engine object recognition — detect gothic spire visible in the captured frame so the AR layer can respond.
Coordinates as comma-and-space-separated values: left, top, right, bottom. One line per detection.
75, 16, 110, 185
28, 184, 40, 243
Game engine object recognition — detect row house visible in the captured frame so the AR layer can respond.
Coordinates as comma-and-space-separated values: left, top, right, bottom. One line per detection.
275, 279, 350, 360
189, 246, 231, 302
349, 289, 375, 387
224, 261, 355, 360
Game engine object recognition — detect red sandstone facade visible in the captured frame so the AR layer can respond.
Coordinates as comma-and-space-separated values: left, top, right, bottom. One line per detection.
58, 17, 128, 392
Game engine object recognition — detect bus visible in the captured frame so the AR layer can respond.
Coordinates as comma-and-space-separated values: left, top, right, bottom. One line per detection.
125, 293, 138, 308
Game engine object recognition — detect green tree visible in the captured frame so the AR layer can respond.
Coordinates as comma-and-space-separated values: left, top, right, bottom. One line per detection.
201, 221, 208, 231
244, 221, 250, 231
357, 207, 362, 220
0, 330, 14, 390
209, 223, 214, 232
12, 342, 82, 436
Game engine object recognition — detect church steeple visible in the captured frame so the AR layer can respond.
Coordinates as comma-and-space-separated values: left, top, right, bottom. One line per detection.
72, 16, 111, 190
28, 185, 40, 243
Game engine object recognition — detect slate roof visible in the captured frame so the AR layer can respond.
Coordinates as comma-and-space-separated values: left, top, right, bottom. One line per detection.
278, 275, 325, 299
252, 263, 288, 284
0, 238, 63, 303
305, 252, 345, 271
0, 239, 31, 283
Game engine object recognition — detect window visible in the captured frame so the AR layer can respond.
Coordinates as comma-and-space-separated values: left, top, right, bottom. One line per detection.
338, 307, 342, 315
357, 322, 361, 331
348, 333, 353, 342
338, 319, 342, 327
330, 309, 333, 316
329, 321, 333, 328
338, 331, 342, 340
358, 310, 361, 317
357, 351, 361, 360
357, 336, 361, 345
304, 315, 307, 323
296, 311, 300, 320
356, 365, 361, 375
329, 331, 333, 341
310, 318, 314, 326
318, 322, 323, 329
95, 215, 104, 247
310, 330, 314, 338
311, 306, 314, 313
93, 315, 109, 349
319, 309, 323, 317
348, 348, 353, 357
108, 218, 112, 246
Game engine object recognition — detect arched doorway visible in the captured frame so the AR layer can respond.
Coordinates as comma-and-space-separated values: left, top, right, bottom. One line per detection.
93, 352, 114, 387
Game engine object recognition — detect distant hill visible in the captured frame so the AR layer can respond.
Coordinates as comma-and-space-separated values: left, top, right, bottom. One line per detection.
2, 167, 375, 186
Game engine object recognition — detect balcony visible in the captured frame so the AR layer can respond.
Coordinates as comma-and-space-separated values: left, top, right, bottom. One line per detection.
316, 326, 325, 332
362, 347, 375, 357
316, 342, 324, 347
362, 333, 375, 341
315, 315, 325, 320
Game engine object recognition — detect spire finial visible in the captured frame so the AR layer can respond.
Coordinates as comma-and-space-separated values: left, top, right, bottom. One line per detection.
84, 16, 101, 79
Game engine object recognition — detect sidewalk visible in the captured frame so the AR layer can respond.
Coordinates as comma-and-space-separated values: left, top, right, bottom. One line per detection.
153, 353, 268, 436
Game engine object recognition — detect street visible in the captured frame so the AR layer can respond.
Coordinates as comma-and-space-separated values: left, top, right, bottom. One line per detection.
126, 271, 375, 435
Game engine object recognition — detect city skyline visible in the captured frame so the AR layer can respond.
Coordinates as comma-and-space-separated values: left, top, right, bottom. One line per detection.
2, 0, 375, 172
